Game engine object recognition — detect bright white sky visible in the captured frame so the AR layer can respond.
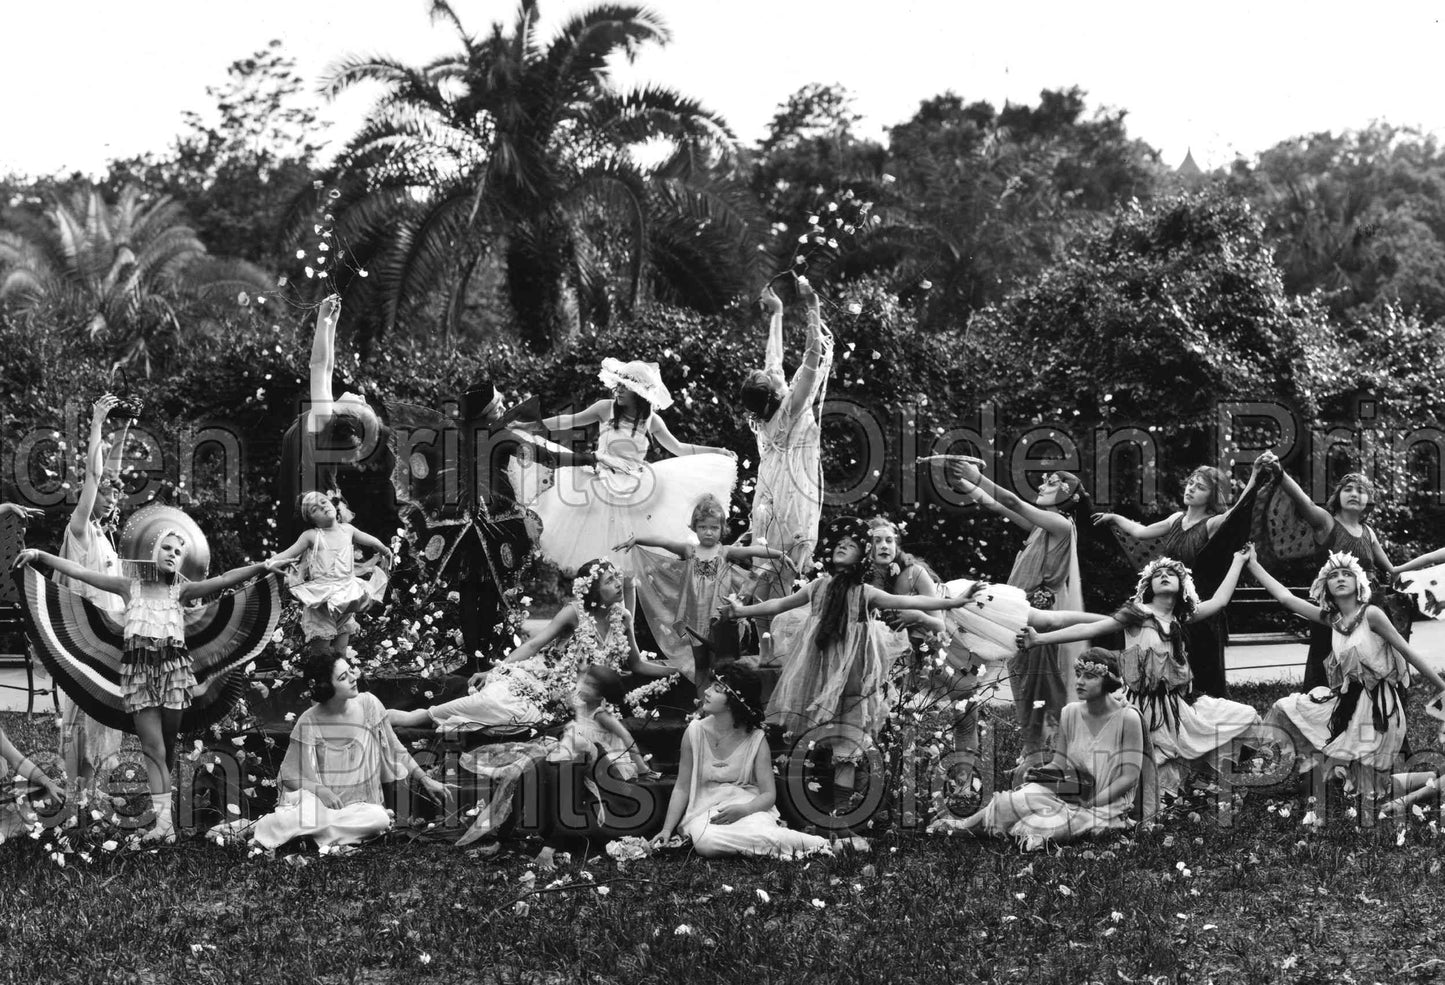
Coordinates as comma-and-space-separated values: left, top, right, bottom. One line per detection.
5, 0, 1442, 177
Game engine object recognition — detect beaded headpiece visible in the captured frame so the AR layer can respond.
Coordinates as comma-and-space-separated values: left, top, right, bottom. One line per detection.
1309, 551, 1371, 607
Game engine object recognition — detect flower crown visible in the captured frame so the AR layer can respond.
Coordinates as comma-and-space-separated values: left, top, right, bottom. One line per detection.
1074, 658, 1122, 684
1309, 551, 1372, 607
571, 563, 614, 603
1134, 557, 1199, 607
713, 675, 764, 725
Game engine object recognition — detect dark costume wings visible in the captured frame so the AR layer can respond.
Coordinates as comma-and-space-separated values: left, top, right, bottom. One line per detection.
15, 567, 283, 733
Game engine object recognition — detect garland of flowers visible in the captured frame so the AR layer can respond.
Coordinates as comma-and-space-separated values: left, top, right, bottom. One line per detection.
624, 672, 675, 720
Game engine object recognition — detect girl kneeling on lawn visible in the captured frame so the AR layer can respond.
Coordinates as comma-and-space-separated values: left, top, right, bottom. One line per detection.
253, 650, 454, 850
928, 648, 1145, 848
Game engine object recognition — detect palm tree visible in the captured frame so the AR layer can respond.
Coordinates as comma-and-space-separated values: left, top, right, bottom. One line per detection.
303, 0, 758, 351
0, 184, 272, 374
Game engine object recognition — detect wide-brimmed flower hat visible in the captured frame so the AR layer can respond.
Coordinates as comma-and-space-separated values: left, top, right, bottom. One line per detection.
598, 358, 673, 410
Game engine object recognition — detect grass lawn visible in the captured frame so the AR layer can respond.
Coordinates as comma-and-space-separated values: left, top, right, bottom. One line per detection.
4, 682, 1445, 984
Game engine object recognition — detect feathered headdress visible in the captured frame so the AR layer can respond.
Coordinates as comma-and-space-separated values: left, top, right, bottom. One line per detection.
1309, 551, 1371, 608
1133, 556, 1200, 609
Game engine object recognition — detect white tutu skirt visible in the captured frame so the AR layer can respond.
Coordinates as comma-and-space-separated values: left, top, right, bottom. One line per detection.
508, 453, 737, 575
942, 579, 1030, 664
290, 568, 388, 614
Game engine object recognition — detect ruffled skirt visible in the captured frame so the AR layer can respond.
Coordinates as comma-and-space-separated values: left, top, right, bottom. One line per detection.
121, 638, 195, 713
508, 453, 737, 575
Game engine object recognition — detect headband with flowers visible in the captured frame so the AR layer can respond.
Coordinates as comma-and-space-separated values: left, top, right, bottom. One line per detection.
1134, 557, 1200, 607
571, 562, 616, 604
1074, 658, 1123, 685
712, 675, 764, 725
1309, 551, 1372, 607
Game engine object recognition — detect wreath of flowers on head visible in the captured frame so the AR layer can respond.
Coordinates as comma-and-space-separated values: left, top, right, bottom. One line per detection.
1134, 557, 1199, 608
711, 674, 765, 727
571, 563, 615, 605
1074, 659, 1123, 685
1309, 550, 1371, 607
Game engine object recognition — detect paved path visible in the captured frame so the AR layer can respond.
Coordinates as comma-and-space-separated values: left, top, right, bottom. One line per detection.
6, 619, 1445, 714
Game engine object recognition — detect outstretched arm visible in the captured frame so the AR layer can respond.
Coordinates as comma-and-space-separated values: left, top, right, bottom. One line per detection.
863, 584, 977, 613
1397, 545, 1445, 576
267, 530, 315, 565
945, 460, 1069, 537
13, 550, 129, 599
1245, 557, 1323, 624
1022, 616, 1128, 648
1367, 607, 1445, 693
649, 415, 734, 459
615, 533, 692, 561
1092, 511, 1178, 540
721, 585, 811, 620
181, 559, 290, 601
1192, 545, 1252, 621
538, 398, 611, 432
783, 279, 831, 421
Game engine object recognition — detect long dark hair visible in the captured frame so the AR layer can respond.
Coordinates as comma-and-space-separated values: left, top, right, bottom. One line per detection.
815, 519, 872, 651
610, 394, 653, 435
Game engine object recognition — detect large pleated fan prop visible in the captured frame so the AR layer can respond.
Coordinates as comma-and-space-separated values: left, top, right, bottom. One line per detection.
14, 567, 283, 733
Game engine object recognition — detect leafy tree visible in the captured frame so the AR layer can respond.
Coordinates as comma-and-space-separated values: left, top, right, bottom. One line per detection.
878, 87, 1163, 326
1229, 124, 1445, 322
107, 40, 322, 270
965, 192, 1329, 470
0, 184, 271, 374
304, 0, 754, 351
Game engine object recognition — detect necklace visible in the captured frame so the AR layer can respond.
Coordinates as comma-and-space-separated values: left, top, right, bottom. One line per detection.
703, 723, 747, 767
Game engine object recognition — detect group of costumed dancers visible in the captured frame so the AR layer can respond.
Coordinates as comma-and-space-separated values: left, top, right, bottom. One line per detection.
4, 280, 1445, 859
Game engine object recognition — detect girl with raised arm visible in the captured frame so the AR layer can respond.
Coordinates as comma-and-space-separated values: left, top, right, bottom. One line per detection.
719, 516, 976, 801
15, 534, 289, 842
277, 296, 393, 545
1250, 551, 1445, 801
1261, 456, 1410, 689
1019, 548, 1261, 799
1094, 461, 1269, 698
620, 493, 791, 688
55, 394, 131, 800
742, 279, 833, 605
506, 360, 736, 594
944, 461, 1090, 761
